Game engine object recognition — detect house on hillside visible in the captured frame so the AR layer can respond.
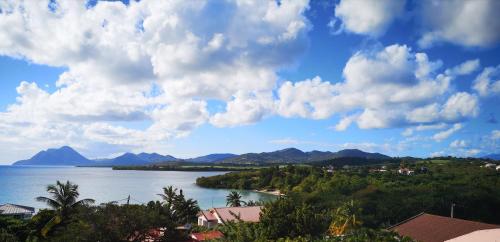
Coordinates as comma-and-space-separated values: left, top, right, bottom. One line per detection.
197, 206, 262, 228
0, 204, 35, 219
388, 213, 500, 242
398, 167, 414, 175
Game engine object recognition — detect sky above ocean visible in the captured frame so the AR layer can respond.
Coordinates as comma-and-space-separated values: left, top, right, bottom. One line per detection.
0, 0, 499, 164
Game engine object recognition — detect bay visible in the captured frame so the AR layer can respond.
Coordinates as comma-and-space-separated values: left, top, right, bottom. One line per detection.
0, 166, 274, 210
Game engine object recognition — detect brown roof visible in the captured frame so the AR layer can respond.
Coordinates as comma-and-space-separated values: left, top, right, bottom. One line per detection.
213, 206, 262, 223
389, 213, 500, 242
191, 231, 224, 241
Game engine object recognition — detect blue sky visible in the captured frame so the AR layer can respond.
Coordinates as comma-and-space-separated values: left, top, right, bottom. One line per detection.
0, 0, 499, 164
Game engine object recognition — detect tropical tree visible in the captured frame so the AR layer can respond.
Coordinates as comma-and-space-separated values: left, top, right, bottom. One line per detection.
245, 200, 261, 206
226, 191, 244, 207
158, 186, 178, 207
157, 187, 200, 224
35, 180, 94, 237
328, 200, 362, 236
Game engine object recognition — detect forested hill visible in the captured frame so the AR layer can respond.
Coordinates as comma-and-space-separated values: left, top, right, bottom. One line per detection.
217, 148, 390, 164
197, 159, 500, 227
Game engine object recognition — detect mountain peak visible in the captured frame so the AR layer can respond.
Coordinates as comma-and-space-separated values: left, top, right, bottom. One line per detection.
13, 146, 91, 166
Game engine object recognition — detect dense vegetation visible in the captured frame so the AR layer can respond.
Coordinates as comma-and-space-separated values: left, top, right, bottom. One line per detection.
197, 159, 500, 227
0, 182, 200, 242
112, 164, 259, 172
2, 157, 499, 241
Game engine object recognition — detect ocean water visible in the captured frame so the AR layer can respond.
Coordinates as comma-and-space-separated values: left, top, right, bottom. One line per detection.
0, 166, 274, 210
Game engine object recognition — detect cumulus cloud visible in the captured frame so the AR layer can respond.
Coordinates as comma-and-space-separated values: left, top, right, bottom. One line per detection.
449, 139, 467, 148
277, 45, 479, 131
472, 65, 500, 97
0, 0, 310, 161
332, 0, 405, 37
402, 123, 447, 137
417, 0, 500, 48
445, 59, 480, 76
210, 91, 275, 127
433, 123, 463, 142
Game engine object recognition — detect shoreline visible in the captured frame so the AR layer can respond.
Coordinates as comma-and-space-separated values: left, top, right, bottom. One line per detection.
254, 189, 283, 196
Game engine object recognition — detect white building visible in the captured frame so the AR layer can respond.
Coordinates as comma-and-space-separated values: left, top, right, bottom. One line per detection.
0, 204, 35, 219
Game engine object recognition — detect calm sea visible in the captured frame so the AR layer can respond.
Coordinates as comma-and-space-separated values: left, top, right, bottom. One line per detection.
0, 166, 274, 210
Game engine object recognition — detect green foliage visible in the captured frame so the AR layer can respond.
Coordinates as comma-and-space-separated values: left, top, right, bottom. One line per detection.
198, 161, 500, 227
260, 197, 329, 239
0, 228, 19, 242
226, 191, 244, 207
35, 180, 95, 237
6, 159, 499, 241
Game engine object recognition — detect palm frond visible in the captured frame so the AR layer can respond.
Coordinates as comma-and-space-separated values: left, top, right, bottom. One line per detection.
36, 196, 61, 209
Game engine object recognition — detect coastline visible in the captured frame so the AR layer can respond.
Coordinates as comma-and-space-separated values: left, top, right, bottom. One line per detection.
254, 189, 282, 196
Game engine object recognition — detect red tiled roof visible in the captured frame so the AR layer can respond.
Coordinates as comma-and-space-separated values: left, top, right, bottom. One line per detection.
389, 213, 500, 242
191, 231, 224, 241
213, 206, 262, 223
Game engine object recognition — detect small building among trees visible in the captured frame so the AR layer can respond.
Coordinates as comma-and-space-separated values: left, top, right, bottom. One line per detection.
197, 206, 262, 228
0, 204, 35, 219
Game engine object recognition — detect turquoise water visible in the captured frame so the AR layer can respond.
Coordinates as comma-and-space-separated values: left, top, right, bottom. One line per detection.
0, 166, 274, 210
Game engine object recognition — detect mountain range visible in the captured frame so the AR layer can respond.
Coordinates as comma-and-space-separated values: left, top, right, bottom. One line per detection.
218, 148, 391, 164
12, 146, 390, 166
482, 153, 500, 161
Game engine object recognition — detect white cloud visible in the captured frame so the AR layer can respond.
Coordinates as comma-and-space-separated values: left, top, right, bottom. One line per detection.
333, 0, 405, 37
278, 45, 479, 131
276, 76, 337, 119
433, 123, 463, 142
472, 65, 500, 97
0, 0, 311, 161
210, 91, 275, 127
402, 123, 448, 137
450, 139, 467, 148
418, 0, 500, 48
333, 114, 358, 131
440, 92, 479, 121
445, 59, 480, 76
465, 149, 481, 157
268, 138, 300, 145
430, 151, 446, 157
492, 130, 500, 140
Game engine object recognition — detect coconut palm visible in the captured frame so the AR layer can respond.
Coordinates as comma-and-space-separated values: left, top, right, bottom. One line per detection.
36, 180, 94, 237
226, 191, 244, 207
158, 186, 178, 207
175, 197, 200, 224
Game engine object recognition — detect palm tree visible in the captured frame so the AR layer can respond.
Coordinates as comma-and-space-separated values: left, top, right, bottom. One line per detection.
36, 180, 94, 237
158, 186, 178, 207
175, 198, 200, 224
328, 199, 362, 236
226, 191, 244, 207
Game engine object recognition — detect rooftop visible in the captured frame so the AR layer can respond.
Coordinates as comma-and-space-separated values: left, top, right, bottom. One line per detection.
445, 229, 500, 242
190, 231, 224, 241
212, 206, 262, 223
0, 204, 35, 215
389, 213, 500, 242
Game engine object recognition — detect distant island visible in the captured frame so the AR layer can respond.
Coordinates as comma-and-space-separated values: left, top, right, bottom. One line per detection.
12, 146, 237, 166
12, 146, 500, 167
13, 146, 393, 167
